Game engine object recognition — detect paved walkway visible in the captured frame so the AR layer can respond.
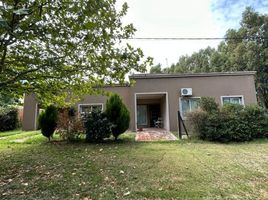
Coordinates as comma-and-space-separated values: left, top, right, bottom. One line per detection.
135, 128, 178, 141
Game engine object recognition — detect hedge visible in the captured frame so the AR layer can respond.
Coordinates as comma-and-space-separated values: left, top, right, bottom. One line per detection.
187, 97, 268, 142
0, 107, 18, 132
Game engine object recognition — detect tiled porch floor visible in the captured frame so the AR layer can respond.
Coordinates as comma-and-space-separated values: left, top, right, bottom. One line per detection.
135, 128, 178, 141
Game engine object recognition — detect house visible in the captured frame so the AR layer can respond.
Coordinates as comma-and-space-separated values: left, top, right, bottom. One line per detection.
22, 71, 257, 132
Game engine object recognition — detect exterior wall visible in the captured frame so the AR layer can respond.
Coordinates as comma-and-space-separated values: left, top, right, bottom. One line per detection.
22, 94, 39, 131
128, 74, 257, 131
22, 72, 257, 132
76, 86, 131, 111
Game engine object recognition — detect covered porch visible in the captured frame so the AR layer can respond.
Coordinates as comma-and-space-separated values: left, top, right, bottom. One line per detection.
134, 92, 170, 131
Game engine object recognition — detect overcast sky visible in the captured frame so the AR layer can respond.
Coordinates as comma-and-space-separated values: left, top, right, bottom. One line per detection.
116, 0, 268, 70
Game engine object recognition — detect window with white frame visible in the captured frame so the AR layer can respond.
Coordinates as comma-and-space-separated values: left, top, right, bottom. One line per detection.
180, 97, 200, 119
79, 104, 103, 116
221, 96, 244, 105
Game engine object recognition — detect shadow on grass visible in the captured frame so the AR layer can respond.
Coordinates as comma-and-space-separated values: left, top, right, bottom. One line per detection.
20, 131, 268, 148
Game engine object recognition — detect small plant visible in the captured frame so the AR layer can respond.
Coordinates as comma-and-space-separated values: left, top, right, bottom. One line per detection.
105, 93, 130, 140
56, 107, 84, 141
84, 109, 113, 142
38, 105, 58, 141
0, 107, 18, 132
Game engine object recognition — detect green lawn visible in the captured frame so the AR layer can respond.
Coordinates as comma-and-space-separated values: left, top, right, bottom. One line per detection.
0, 130, 267, 200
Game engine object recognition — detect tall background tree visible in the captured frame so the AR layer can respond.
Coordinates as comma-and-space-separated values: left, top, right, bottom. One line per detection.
152, 8, 268, 108
149, 63, 162, 74
0, 0, 152, 105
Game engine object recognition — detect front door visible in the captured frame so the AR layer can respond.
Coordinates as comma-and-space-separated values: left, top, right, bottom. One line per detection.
149, 104, 160, 127
137, 105, 147, 127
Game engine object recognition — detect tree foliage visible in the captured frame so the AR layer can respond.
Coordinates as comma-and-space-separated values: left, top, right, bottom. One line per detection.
0, 0, 152, 105
158, 7, 268, 107
0, 94, 19, 107
105, 93, 130, 140
149, 63, 162, 74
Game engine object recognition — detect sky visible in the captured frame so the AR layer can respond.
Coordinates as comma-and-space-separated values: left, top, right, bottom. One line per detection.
116, 0, 268, 70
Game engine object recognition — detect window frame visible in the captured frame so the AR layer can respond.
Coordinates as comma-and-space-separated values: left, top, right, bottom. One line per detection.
78, 103, 104, 115
179, 97, 201, 120
220, 95, 244, 106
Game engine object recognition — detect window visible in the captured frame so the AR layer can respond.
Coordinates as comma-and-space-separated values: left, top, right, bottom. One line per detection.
180, 97, 200, 119
137, 105, 147, 126
221, 96, 244, 105
79, 104, 103, 116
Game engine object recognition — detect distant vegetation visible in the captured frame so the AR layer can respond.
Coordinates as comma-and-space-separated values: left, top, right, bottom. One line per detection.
150, 7, 268, 108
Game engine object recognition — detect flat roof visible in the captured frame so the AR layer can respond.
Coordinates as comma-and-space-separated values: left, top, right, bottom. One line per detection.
129, 71, 256, 79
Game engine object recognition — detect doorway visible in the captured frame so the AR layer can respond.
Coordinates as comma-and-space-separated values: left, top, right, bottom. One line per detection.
135, 92, 170, 131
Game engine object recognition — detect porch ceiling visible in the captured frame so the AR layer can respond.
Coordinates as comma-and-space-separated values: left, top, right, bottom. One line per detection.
136, 94, 165, 100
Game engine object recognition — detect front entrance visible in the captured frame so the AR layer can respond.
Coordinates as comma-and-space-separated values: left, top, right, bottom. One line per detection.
135, 92, 170, 131
149, 104, 161, 127
135, 128, 177, 141
137, 104, 161, 128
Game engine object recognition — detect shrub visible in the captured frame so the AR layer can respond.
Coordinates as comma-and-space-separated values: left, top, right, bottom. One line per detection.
188, 98, 268, 142
242, 105, 268, 138
105, 93, 130, 140
0, 107, 18, 132
84, 109, 113, 142
201, 111, 253, 142
200, 97, 219, 113
38, 105, 58, 141
56, 107, 84, 141
186, 110, 208, 136
221, 103, 243, 115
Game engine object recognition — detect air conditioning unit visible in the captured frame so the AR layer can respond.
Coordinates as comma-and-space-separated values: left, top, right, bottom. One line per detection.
181, 88, 192, 96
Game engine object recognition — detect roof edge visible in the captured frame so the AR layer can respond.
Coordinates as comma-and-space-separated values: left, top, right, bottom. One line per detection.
129, 71, 256, 79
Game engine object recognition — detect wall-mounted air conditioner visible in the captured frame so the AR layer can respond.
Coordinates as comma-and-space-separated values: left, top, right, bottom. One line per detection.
181, 88, 192, 96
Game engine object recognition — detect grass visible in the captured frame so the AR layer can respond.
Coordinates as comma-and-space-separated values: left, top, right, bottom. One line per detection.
0, 130, 268, 199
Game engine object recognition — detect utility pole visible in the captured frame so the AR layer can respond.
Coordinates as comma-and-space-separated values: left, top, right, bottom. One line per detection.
165, 58, 169, 68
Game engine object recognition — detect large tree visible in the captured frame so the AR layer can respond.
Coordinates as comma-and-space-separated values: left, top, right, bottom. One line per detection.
221, 7, 268, 107
0, 0, 152, 105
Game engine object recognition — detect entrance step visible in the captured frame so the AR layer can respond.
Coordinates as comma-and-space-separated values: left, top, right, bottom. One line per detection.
135, 128, 178, 141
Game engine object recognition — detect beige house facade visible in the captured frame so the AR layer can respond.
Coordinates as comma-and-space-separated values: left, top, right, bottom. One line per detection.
22, 71, 257, 132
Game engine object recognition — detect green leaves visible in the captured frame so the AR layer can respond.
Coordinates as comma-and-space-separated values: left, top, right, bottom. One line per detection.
0, 0, 151, 106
